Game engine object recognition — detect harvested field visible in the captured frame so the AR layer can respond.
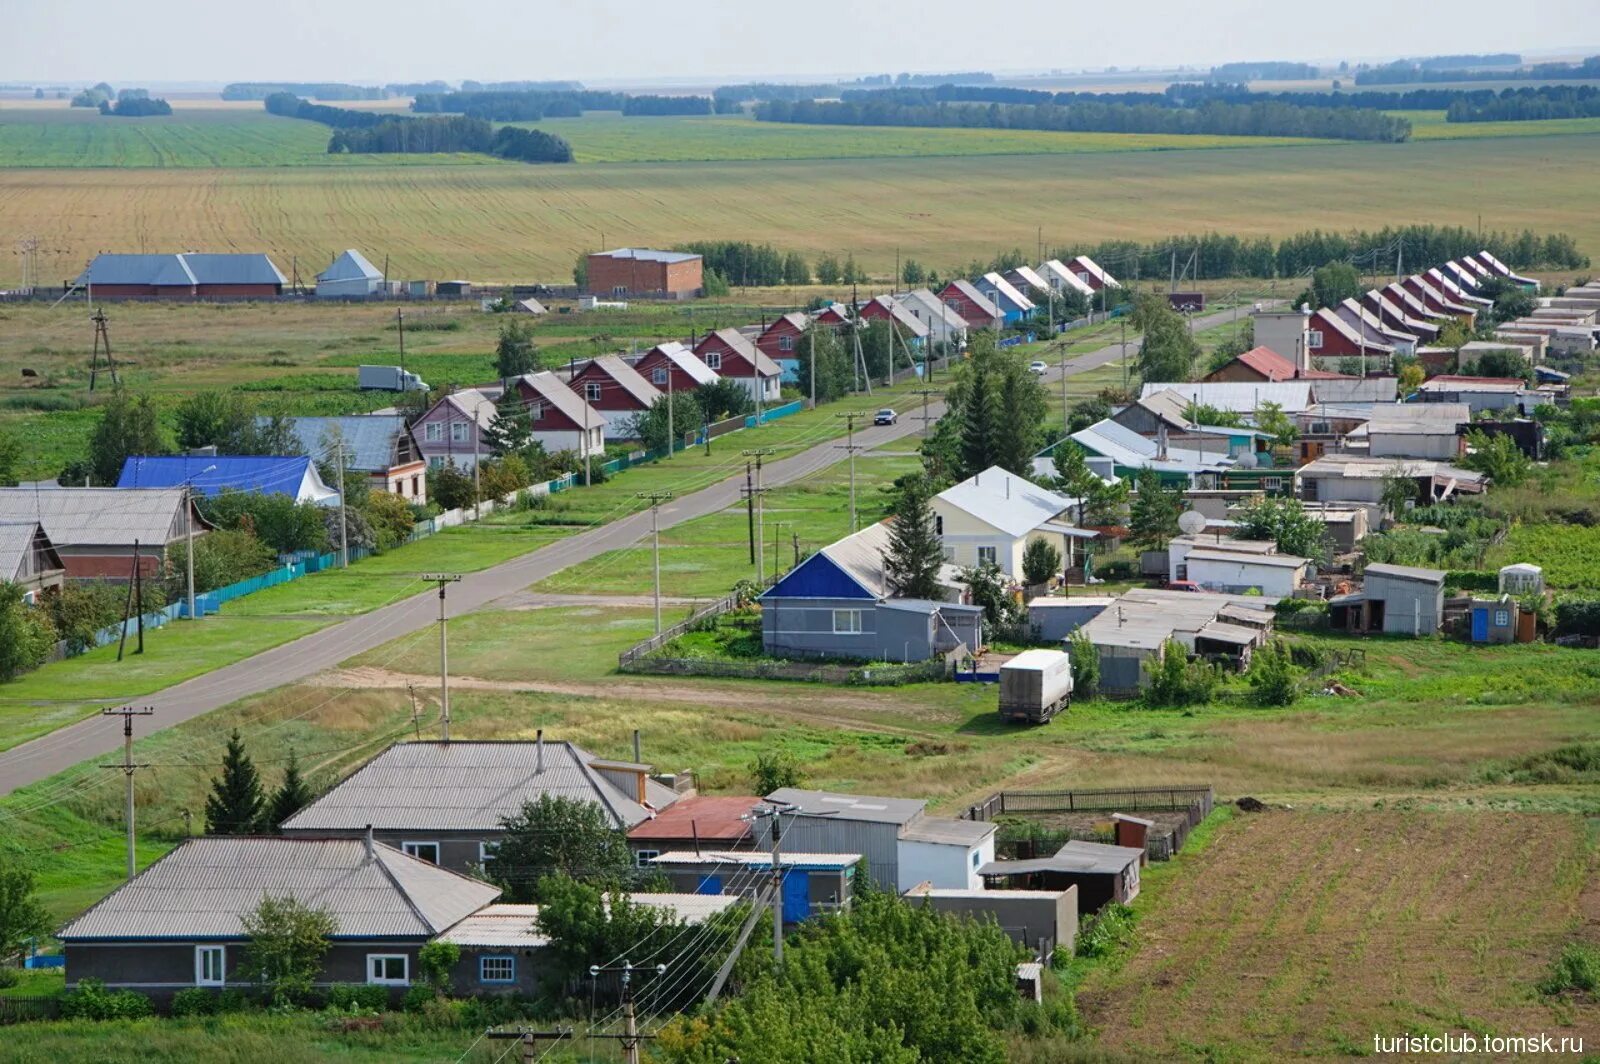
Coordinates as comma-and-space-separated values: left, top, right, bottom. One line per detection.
1078, 810, 1600, 1062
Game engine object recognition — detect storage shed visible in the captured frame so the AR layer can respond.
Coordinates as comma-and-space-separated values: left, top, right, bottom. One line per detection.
1332, 563, 1446, 635
902, 884, 1077, 960
978, 840, 1143, 916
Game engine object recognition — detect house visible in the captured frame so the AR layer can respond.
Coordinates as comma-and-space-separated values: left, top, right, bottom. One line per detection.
979, 840, 1142, 916
903, 884, 1077, 960
758, 520, 982, 663
1303, 307, 1396, 365
895, 288, 968, 348
1299, 503, 1369, 553
1183, 547, 1309, 597
1201, 345, 1347, 384
810, 303, 852, 330
0, 522, 65, 601
506, 371, 605, 458
938, 280, 1004, 330
749, 311, 809, 369
1360, 288, 1443, 340
1064, 256, 1119, 293
1330, 563, 1446, 635
567, 356, 662, 440
1408, 273, 1481, 319
0, 487, 209, 582
281, 739, 689, 873
74, 253, 286, 299
1065, 419, 1238, 484
1075, 588, 1277, 694
1361, 404, 1468, 461
1166, 535, 1278, 584
1334, 298, 1417, 356
1431, 266, 1495, 310
626, 795, 762, 867
584, 248, 702, 299
693, 328, 781, 404
1003, 265, 1053, 301
315, 250, 384, 299
856, 295, 931, 351
632, 342, 719, 396
930, 465, 1090, 581
117, 455, 340, 507
1469, 251, 1538, 290
57, 835, 500, 1001
1414, 375, 1525, 415
413, 387, 498, 470
1296, 454, 1486, 508
975, 272, 1036, 325
437, 894, 739, 996
1036, 260, 1097, 300
276, 415, 428, 505
1110, 390, 1274, 458
648, 851, 857, 924
762, 787, 998, 892
1137, 380, 1314, 419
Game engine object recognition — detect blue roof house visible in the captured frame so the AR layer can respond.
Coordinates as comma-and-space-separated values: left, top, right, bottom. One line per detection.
117, 456, 340, 507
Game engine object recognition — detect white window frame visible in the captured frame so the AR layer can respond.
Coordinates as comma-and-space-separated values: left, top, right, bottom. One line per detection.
401, 841, 440, 864
449, 422, 468, 443
425, 423, 442, 442
832, 609, 863, 635
584, 381, 603, 402
652, 367, 668, 385
195, 945, 225, 986
778, 335, 795, 352
367, 954, 409, 985
479, 840, 500, 864
1262, 477, 1284, 491
611, 285, 627, 297
702, 351, 722, 370
1307, 329, 1324, 350
428, 456, 445, 470
480, 955, 515, 984
977, 546, 997, 566
634, 849, 660, 868
1494, 609, 1510, 627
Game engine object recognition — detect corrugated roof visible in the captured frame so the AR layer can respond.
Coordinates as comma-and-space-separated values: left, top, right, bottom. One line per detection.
0, 487, 194, 548
900, 816, 996, 846
1071, 420, 1234, 475
1297, 455, 1486, 485
766, 787, 925, 825
1066, 256, 1119, 288
1364, 562, 1447, 584
649, 850, 862, 869
895, 288, 968, 332
1186, 548, 1308, 570
1004, 265, 1051, 295
516, 371, 602, 428
978, 272, 1036, 313
179, 254, 287, 286
934, 465, 1076, 538
116, 455, 335, 504
700, 328, 781, 377
1078, 587, 1278, 652
1417, 376, 1525, 394
274, 416, 412, 473
437, 895, 736, 947
0, 522, 61, 582
1036, 260, 1096, 297
595, 248, 700, 264
76, 254, 196, 287
57, 837, 498, 941
1230, 345, 1303, 382
943, 280, 1003, 321
862, 295, 931, 337
437, 388, 499, 431
980, 839, 1141, 877
584, 355, 662, 408
282, 740, 682, 833
627, 795, 761, 842
640, 342, 718, 386
1138, 381, 1313, 414
317, 249, 383, 283
1310, 377, 1399, 404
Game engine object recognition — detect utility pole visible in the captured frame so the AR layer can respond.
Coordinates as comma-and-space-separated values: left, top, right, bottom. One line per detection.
666, 368, 675, 458
834, 412, 864, 532
912, 388, 938, 437
100, 706, 153, 881
808, 324, 816, 408
335, 437, 349, 568
1120, 316, 1129, 392
88, 308, 119, 392
117, 540, 143, 661
423, 574, 462, 740
744, 802, 798, 965
1059, 340, 1070, 436
743, 462, 756, 565
742, 449, 775, 581
587, 962, 664, 1064
184, 485, 197, 619
637, 492, 672, 633
396, 308, 405, 375
485, 1026, 573, 1062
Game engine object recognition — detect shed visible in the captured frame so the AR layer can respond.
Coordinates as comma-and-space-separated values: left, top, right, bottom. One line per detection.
903, 884, 1077, 961
1336, 563, 1446, 635
1468, 596, 1521, 644
979, 840, 1142, 915
1498, 563, 1543, 595
1026, 596, 1115, 642
315, 250, 384, 298
648, 851, 857, 924
1183, 548, 1309, 597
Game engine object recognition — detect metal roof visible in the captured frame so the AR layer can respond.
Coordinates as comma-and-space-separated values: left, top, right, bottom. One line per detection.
900, 816, 996, 846
595, 248, 700, 264
317, 249, 383, 283
1364, 562, 1447, 584
1297, 455, 1486, 487
699, 328, 781, 377
980, 840, 1141, 877
1309, 378, 1399, 404
275, 416, 414, 473
861, 295, 931, 337
1071, 420, 1233, 475
1004, 265, 1051, 295
179, 254, 287, 286
1138, 381, 1312, 415
437, 895, 736, 947
649, 850, 862, 869
0, 487, 195, 548
638, 342, 718, 386
626, 795, 761, 842
1036, 260, 1096, 297
1066, 255, 1119, 288
943, 280, 1003, 321
766, 787, 925, 825
435, 388, 499, 430
515, 371, 602, 428
0, 522, 61, 582
1187, 548, 1308, 570
934, 465, 1076, 538
76, 254, 195, 287
117, 455, 335, 504
1078, 588, 1278, 652
1417, 376, 1525, 394
57, 837, 499, 941
895, 288, 969, 332
978, 272, 1036, 313
282, 740, 682, 833
904, 886, 1066, 899
584, 355, 662, 408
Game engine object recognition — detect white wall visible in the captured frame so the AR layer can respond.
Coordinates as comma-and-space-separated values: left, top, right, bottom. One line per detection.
897, 835, 994, 891
531, 425, 604, 458
1369, 432, 1460, 460
930, 500, 1022, 579
1186, 557, 1304, 597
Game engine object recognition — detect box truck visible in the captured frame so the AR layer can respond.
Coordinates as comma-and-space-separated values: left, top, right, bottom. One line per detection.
358, 365, 429, 392
998, 649, 1073, 724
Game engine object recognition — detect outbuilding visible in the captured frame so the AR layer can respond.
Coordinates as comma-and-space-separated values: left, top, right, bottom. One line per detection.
315, 250, 384, 299
979, 840, 1143, 916
585, 249, 702, 298
1332, 562, 1446, 635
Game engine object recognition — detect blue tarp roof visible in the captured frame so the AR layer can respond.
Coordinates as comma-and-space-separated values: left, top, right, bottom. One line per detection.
117, 455, 314, 499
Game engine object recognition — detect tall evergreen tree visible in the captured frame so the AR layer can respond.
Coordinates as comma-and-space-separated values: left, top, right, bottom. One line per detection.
265, 748, 314, 831
993, 355, 1049, 474
482, 389, 533, 457
205, 729, 265, 835
958, 359, 998, 477
494, 320, 538, 382
1127, 468, 1184, 550
884, 476, 945, 600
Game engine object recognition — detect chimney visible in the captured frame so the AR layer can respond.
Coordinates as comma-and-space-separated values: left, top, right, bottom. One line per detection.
364, 824, 374, 861
1156, 423, 1169, 462
1005, 477, 1011, 499
535, 729, 544, 773
633, 729, 642, 764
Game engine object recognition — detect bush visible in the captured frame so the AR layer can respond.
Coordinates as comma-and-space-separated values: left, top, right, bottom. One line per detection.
362, 490, 418, 551
164, 528, 278, 598
0, 967, 18, 989
1142, 639, 1219, 709
1538, 942, 1600, 996
60, 979, 155, 1020
402, 984, 436, 1012
1073, 903, 1136, 960
428, 464, 477, 512
1554, 598, 1600, 637
1246, 640, 1299, 707
217, 987, 253, 1013
325, 982, 389, 1012
171, 987, 217, 1017
1068, 629, 1098, 699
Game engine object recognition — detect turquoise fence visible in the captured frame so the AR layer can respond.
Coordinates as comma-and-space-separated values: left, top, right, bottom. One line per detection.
746, 399, 804, 428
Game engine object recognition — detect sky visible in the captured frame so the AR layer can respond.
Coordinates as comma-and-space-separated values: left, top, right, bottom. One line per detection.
4, 0, 1596, 86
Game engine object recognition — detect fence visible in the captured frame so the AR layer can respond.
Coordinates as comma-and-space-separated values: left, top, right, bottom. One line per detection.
621, 655, 945, 686
0, 997, 61, 1024
617, 594, 742, 667
961, 786, 1215, 860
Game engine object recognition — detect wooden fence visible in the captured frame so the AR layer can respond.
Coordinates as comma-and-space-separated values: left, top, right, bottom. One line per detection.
0, 996, 61, 1024
617, 594, 742, 668
960, 786, 1215, 860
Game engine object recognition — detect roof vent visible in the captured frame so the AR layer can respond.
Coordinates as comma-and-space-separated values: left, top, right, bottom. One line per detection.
364, 824, 374, 861
536, 729, 544, 773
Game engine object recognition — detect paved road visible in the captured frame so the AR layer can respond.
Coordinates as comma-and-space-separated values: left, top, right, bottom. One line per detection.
0, 304, 1258, 795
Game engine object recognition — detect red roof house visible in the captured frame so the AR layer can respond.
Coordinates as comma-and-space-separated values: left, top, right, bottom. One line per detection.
567, 355, 662, 438
755, 312, 811, 363
937, 280, 1004, 330
694, 328, 782, 403
626, 795, 763, 857
1202, 345, 1347, 384
633, 342, 719, 395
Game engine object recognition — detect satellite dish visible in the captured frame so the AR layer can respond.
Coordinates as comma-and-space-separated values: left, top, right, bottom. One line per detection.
1178, 510, 1207, 535
1234, 451, 1259, 469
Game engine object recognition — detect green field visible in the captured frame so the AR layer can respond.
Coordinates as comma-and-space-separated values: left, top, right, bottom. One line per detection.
1394, 108, 1600, 140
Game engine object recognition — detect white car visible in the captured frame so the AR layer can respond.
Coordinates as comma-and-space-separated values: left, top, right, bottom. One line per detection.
1028, 360, 1049, 375
873, 408, 898, 426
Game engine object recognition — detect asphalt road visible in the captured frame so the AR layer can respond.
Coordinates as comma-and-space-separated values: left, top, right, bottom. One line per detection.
0, 304, 1258, 795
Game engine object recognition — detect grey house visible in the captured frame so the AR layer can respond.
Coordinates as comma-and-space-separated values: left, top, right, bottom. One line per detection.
759, 520, 982, 663
282, 739, 689, 873
57, 836, 499, 1000
1330, 563, 1446, 635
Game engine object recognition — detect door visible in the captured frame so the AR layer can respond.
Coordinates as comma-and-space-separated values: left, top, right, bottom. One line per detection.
695, 874, 723, 895
1471, 608, 1489, 642
781, 870, 811, 923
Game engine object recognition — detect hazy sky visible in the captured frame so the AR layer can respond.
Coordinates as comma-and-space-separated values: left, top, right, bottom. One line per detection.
5, 0, 1596, 86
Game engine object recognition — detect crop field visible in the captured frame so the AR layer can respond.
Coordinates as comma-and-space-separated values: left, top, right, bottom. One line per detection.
1395, 109, 1600, 140
1077, 810, 1599, 1061
0, 109, 1597, 287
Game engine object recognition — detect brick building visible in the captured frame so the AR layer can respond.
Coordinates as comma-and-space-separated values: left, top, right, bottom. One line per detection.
585, 249, 702, 299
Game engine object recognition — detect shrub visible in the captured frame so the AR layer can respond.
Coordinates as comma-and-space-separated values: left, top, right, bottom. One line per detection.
417, 940, 459, 994
60, 979, 155, 1020
749, 751, 805, 793
1246, 640, 1299, 707
1068, 629, 1098, 698
362, 490, 417, 551
171, 987, 217, 1017
217, 987, 253, 1013
1554, 598, 1600, 637
1538, 942, 1600, 996
1073, 903, 1136, 960
402, 984, 436, 1012
325, 982, 389, 1012
1142, 639, 1219, 709
0, 967, 18, 989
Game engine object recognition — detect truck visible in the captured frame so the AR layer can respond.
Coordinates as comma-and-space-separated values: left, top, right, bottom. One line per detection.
358, 365, 429, 392
998, 649, 1073, 724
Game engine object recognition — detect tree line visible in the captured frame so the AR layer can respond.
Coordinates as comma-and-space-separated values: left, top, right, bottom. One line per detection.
1356, 55, 1599, 84
836, 80, 1460, 113
264, 94, 573, 163
99, 96, 171, 117
1447, 85, 1600, 122
620, 94, 713, 116
1210, 61, 1319, 81
677, 240, 814, 286
754, 96, 1411, 142
412, 89, 625, 120
224, 82, 385, 100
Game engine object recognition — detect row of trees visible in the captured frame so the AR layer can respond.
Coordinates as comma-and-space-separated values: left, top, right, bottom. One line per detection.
226, 82, 385, 100
1356, 54, 1600, 84
99, 96, 171, 117
621, 94, 713, 116
678, 240, 815, 287
755, 96, 1412, 142
1448, 85, 1600, 123
412, 89, 626, 120
266, 94, 574, 164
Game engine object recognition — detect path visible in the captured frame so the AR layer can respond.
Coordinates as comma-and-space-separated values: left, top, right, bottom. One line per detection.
0, 303, 1265, 795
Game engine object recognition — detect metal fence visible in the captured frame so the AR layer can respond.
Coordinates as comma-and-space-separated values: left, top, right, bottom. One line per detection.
621, 655, 945, 686
0, 997, 61, 1024
617, 594, 742, 667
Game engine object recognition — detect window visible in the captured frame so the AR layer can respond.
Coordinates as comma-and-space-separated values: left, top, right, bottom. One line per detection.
479, 841, 499, 865
934, 515, 944, 536
778, 335, 794, 352
428, 456, 444, 470
611, 285, 627, 297
411, 476, 419, 496
530, 402, 544, 422
368, 954, 409, 985
703, 351, 722, 370
1310, 422, 1331, 435
977, 546, 997, 566
480, 955, 515, 984
1494, 609, 1510, 627
634, 849, 660, 868
1262, 477, 1283, 491
450, 422, 468, 443
584, 382, 602, 402
832, 609, 863, 635
971, 851, 981, 869
402, 841, 439, 864
652, 367, 668, 385
195, 945, 225, 986
1307, 330, 1324, 350
425, 423, 442, 442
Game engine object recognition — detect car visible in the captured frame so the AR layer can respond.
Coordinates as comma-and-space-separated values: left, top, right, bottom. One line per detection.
1029, 360, 1049, 375
873, 408, 898, 426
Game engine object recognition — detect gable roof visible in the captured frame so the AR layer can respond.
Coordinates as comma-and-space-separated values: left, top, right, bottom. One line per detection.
638, 342, 719, 386
978, 272, 1036, 313
317, 249, 383, 283
1037, 260, 1096, 297
583, 355, 662, 408
1310, 377, 1399, 404
1138, 381, 1313, 415
1364, 562, 1447, 585
1314, 307, 1395, 354
75, 254, 196, 287
895, 288, 968, 331
282, 740, 682, 833
1067, 256, 1119, 288
934, 465, 1075, 538
766, 787, 926, 825
942, 280, 1003, 321
116, 455, 333, 503
700, 328, 781, 377
762, 519, 962, 601
431, 388, 499, 430
57, 836, 499, 941
515, 371, 601, 426
0, 522, 62, 582
760, 311, 811, 336
273, 415, 413, 472
179, 254, 287, 286
1004, 265, 1052, 295
1070, 419, 1235, 475
861, 295, 931, 337
0, 487, 199, 548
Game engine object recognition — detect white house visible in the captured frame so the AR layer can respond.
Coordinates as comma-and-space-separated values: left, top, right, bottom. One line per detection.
895, 289, 968, 348
315, 250, 384, 299
1184, 548, 1309, 597
507, 371, 606, 458
930, 466, 1090, 583
1036, 260, 1096, 300
1167, 535, 1278, 584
